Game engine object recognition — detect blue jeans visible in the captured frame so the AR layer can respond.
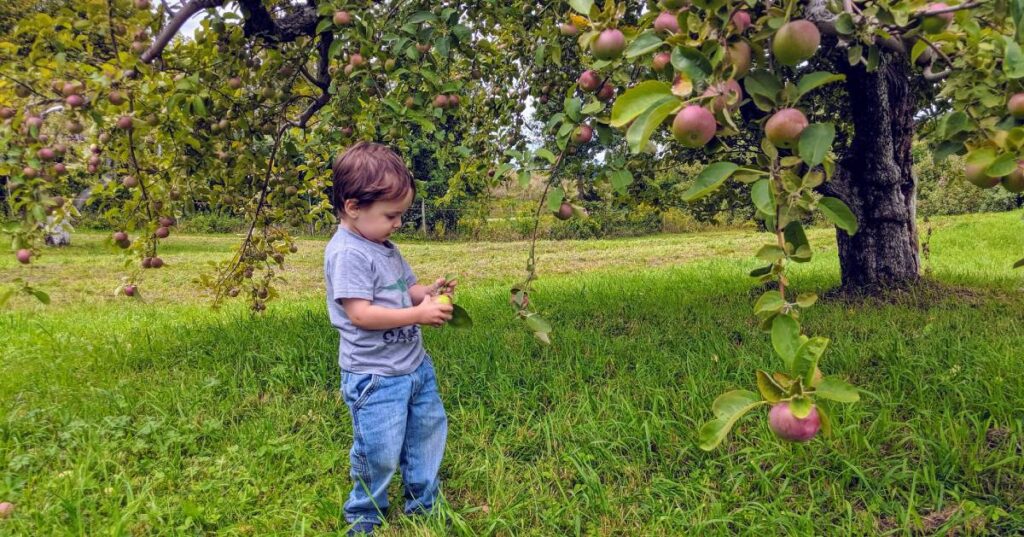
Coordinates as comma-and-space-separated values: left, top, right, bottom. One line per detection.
341, 357, 447, 527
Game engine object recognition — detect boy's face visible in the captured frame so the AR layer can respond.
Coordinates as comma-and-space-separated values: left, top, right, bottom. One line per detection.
343, 189, 413, 243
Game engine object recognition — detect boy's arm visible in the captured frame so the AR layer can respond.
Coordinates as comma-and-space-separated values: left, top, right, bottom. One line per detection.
341, 297, 452, 330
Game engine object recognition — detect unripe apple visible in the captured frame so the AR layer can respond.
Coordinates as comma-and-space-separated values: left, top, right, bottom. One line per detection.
772, 20, 821, 66
333, 10, 352, 25
652, 52, 671, 72
672, 105, 717, 148
768, 402, 821, 442
921, 3, 953, 34
591, 29, 626, 60
731, 10, 752, 33
765, 108, 809, 149
578, 70, 601, 92
653, 12, 679, 34
555, 202, 573, 220
1008, 93, 1024, 119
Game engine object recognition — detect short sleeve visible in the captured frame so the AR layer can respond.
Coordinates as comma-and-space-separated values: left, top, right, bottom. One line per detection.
329, 248, 375, 301
400, 255, 417, 288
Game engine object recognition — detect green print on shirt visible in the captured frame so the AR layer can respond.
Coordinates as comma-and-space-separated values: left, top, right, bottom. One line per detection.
382, 278, 410, 307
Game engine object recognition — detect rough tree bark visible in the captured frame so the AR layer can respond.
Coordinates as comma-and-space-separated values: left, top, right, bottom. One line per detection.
825, 52, 921, 291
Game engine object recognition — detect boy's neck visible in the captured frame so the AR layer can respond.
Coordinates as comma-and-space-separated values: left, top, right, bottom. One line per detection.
341, 220, 386, 245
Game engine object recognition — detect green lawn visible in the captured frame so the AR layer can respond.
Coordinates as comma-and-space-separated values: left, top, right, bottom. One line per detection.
1, 212, 1023, 535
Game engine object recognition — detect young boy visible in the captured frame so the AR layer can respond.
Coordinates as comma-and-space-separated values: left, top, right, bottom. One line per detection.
324, 141, 455, 535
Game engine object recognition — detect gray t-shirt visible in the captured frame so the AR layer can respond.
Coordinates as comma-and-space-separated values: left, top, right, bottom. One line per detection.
324, 226, 425, 376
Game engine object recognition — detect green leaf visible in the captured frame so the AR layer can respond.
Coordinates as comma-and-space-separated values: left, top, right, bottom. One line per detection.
754, 290, 785, 316
985, 153, 1019, 177
671, 46, 712, 84
848, 45, 863, 66
316, 18, 332, 34
564, 96, 582, 122
1013, 0, 1024, 43
536, 148, 557, 164
1005, 37, 1024, 79
682, 162, 739, 202
524, 313, 552, 333
783, 221, 812, 262
749, 265, 772, 278
407, 11, 437, 24
625, 97, 678, 154
793, 336, 829, 383
789, 395, 813, 419
910, 39, 929, 64
581, 99, 605, 115
795, 293, 818, 308
192, 96, 207, 117
940, 111, 970, 138
451, 24, 471, 42
796, 72, 845, 99
609, 169, 634, 194
834, 12, 855, 35
751, 179, 774, 216
818, 197, 858, 235
449, 304, 473, 329
743, 71, 782, 103
756, 244, 786, 263
756, 370, 786, 403
546, 186, 564, 212
625, 30, 664, 58
29, 288, 50, 305
814, 377, 860, 403
698, 390, 764, 450
568, 0, 593, 15
798, 123, 835, 167
771, 314, 800, 370
610, 81, 674, 127
436, 36, 451, 58
965, 147, 997, 168
710, 389, 758, 418
517, 170, 531, 188
817, 403, 833, 436
933, 140, 964, 163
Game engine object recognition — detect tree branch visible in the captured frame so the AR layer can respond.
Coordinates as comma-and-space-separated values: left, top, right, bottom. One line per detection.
141, 0, 226, 63
911, 1, 983, 19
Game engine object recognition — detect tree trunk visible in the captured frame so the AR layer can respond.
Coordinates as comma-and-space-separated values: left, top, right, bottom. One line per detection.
827, 53, 920, 291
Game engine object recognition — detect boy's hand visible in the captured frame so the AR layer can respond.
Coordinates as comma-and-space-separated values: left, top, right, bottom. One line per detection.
417, 294, 453, 327
431, 277, 458, 296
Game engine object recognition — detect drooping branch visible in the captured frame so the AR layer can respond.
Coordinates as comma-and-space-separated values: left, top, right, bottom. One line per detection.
141, 0, 226, 63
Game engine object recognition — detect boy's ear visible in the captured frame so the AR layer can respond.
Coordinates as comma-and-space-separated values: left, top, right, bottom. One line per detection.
342, 199, 361, 218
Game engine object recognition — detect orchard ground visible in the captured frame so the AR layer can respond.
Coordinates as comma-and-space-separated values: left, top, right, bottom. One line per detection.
2, 211, 1023, 534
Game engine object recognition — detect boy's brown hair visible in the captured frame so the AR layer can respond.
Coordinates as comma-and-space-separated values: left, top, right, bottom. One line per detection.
331, 141, 415, 214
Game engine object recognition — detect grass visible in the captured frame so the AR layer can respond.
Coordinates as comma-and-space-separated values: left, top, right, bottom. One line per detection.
1, 211, 1023, 535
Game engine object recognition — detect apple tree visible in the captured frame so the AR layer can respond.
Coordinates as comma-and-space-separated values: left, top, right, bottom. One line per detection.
504, 0, 1023, 447
0, 0, 539, 306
